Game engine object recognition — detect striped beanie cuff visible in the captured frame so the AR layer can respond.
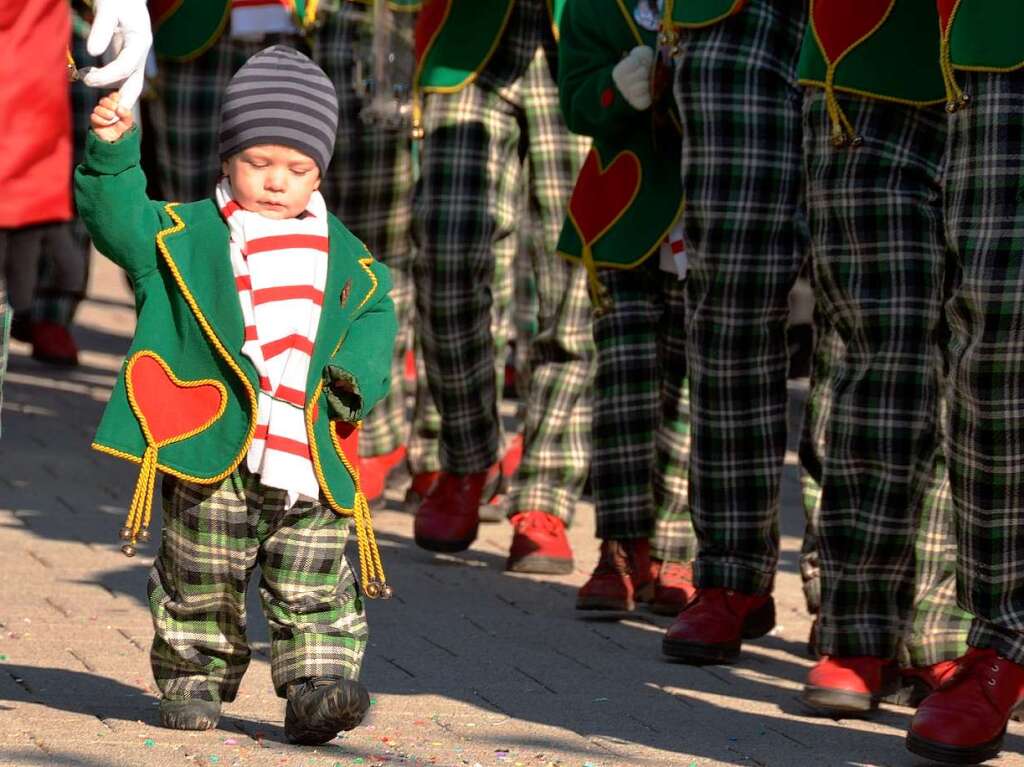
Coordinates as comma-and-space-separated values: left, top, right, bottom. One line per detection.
218, 45, 338, 175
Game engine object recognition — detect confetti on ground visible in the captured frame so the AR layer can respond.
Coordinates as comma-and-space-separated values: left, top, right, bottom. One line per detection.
143, 738, 155, 748
0, 655, 7, 661
209, 756, 220, 764
223, 738, 238, 745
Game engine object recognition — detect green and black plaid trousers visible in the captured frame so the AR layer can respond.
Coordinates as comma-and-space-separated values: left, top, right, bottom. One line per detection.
803, 90, 972, 660
672, 1, 808, 593
799, 314, 970, 666
413, 0, 594, 523
944, 69, 1024, 665
147, 5, 438, 467
591, 262, 695, 562
150, 470, 366, 702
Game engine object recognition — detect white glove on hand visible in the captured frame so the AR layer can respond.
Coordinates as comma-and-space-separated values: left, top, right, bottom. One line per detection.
81, 0, 153, 111
611, 45, 654, 111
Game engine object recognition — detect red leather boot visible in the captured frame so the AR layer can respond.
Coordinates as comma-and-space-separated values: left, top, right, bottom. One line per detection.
403, 471, 440, 513
801, 656, 901, 714
662, 588, 775, 664
505, 511, 573, 574
907, 648, 1024, 764
884, 658, 962, 708
576, 539, 655, 612
414, 467, 495, 552
648, 560, 697, 615
360, 445, 406, 505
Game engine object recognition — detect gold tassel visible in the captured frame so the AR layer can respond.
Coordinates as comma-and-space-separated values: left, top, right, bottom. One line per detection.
581, 244, 613, 317
353, 491, 391, 599
824, 64, 861, 149
939, 36, 969, 113
119, 446, 157, 556
66, 49, 79, 82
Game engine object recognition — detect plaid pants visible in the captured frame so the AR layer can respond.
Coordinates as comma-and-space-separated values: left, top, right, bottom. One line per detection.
148, 6, 433, 462
672, 0, 807, 593
150, 470, 366, 702
799, 316, 970, 666
803, 91, 966, 658
413, 0, 593, 522
944, 69, 1024, 665
592, 262, 695, 562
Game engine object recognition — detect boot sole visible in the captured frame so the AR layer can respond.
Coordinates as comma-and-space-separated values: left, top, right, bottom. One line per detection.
906, 727, 1004, 765
576, 596, 635, 612
415, 533, 477, 553
285, 681, 370, 745
661, 598, 776, 665
647, 601, 689, 617
506, 556, 574, 575
801, 686, 878, 716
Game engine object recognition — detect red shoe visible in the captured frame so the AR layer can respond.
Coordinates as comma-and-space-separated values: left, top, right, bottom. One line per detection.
413, 467, 495, 552
648, 560, 696, 616
360, 445, 406, 504
907, 648, 1024, 764
576, 539, 654, 612
403, 470, 440, 513
801, 655, 901, 715
662, 588, 775, 664
884, 658, 962, 708
31, 321, 78, 366
506, 511, 573, 575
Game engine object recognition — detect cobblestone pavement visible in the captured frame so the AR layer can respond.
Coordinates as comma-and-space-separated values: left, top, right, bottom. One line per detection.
1, 254, 1023, 767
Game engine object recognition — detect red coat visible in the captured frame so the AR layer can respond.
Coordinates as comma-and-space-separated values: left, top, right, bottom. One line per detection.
0, 0, 72, 228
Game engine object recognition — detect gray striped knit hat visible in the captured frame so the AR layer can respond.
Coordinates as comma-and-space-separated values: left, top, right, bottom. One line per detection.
219, 45, 338, 175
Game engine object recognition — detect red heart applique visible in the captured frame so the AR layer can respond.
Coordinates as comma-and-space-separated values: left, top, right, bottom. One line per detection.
127, 352, 226, 447
812, 0, 893, 64
569, 149, 642, 246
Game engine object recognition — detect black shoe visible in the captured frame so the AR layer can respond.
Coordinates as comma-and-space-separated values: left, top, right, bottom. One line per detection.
285, 677, 370, 745
158, 698, 221, 730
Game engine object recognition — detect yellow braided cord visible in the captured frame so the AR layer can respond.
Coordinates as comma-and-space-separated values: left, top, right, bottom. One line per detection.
123, 446, 158, 546
824, 63, 859, 147
939, 36, 966, 111
352, 492, 389, 598
581, 244, 613, 316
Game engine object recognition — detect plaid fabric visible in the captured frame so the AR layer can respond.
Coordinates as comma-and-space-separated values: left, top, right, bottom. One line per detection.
944, 69, 1024, 666
591, 261, 695, 562
149, 7, 428, 461
804, 90, 958, 658
672, 0, 807, 593
414, 0, 593, 524
799, 316, 969, 665
150, 470, 366, 702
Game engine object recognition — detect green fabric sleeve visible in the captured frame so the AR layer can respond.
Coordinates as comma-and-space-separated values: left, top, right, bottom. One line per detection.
74, 127, 166, 283
324, 259, 398, 424
558, 0, 641, 141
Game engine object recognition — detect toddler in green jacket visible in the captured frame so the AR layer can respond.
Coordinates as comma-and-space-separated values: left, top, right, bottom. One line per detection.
77, 46, 397, 743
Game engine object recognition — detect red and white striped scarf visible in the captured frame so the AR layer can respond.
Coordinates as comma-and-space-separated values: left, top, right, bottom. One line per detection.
216, 178, 329, 507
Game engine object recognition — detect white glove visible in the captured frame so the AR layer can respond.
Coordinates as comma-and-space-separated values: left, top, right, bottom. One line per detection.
81, 0, 153, 110
611, 45, 654, 111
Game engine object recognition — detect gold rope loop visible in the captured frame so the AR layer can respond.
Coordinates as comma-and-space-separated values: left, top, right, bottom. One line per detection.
581, 245, 613, 317
353, 492, 391, 599
120, 446, 158, 557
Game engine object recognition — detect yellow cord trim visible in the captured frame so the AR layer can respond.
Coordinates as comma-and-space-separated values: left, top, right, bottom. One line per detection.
617, 0, 644, 45
809, 0, 896, 148
661, 0, 745, 31
66, 48, 78, 81
798, 79, 946, 108
355, 257, 379, 311
939, 0, 969, 112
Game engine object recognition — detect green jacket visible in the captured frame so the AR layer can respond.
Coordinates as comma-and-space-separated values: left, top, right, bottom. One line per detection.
74, 129, 397, 516
556, 0, 683, 275
799, 0, 945, 105
940, 0, 1024, 73
414, 0, 565, 92
151, 0, 421, 62
661, 0, 746, 29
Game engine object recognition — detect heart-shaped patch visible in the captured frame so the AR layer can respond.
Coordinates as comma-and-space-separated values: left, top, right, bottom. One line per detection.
811, 0, 893, 64
127, 352, 227, 447
569, 149, 642, 246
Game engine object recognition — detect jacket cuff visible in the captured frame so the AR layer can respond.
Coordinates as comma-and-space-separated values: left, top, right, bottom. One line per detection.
84, 126, 142, 176
323, 365, 364, 423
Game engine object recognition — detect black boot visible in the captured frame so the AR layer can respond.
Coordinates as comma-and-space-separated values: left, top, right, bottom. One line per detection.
158, 698, 221, 730
284, 677, 370, 745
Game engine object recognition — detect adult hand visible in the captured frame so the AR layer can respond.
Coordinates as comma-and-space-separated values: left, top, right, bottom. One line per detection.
81, 0, 152, 110
612, 45, 655, 111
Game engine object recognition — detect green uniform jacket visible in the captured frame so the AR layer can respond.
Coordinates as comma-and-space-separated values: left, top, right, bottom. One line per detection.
661, 0, 746, 29
939, 0, 1024, 73
74, 129, 397, 515
414, 0, 565, 92
151, 0, 421, 62
556, 0, 683, 273
798, 0, 945, 105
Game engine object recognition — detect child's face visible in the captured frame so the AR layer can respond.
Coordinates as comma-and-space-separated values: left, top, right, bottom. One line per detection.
222, 145, 321, 219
